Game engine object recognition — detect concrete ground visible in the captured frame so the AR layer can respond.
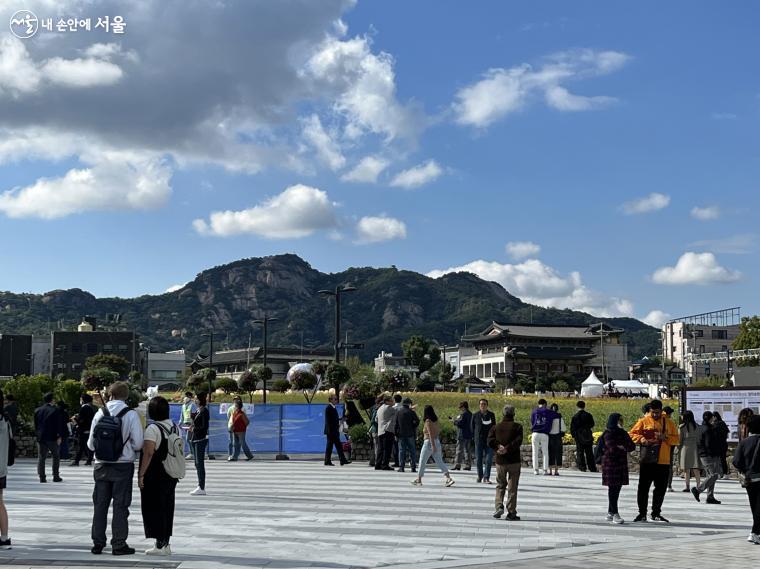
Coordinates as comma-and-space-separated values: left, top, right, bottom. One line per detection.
0, 458, 755, 568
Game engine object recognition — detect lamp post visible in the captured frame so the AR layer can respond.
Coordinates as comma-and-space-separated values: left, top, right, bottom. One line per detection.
318, 285, 357, 364
253, 313, 278, 404
201, 332, 214, 398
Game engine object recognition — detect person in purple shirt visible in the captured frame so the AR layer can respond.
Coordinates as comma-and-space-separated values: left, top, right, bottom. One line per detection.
530, 399, 557, 475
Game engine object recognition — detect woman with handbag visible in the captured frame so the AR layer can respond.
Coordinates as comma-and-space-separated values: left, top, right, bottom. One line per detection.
0, 389, 12, 549
601, 413, 635, 524
230, 400, 254, 461
732, 415, 760, 545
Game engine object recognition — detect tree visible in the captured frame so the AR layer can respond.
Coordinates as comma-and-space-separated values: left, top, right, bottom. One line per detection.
85, 354, 130, 378
237, 370, 257, 403
290, 367, 319, 403
214, 377, 239, 394
4, 374, 57, 421
733, 316, 760, 368
401, 335, 440, 374
81, 368, 119, 394
271, 379, 290, 393
427, 360, 455, 390
187, 369, 215, 395
55, 379, 85, 415
326, 362, 351, 396
551, 379, 570, 393
343, 356, 364, 377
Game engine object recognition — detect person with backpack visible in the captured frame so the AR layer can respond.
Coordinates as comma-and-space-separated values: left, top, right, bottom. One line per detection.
0, 389, 13, 550
70, 394, 97, 466
599, 413, 635, 524
138, 396, 183, 556
34, 392, 63, 483
570, 400, 596, 473
230, 399, 254, 461
189, 392, 210, 495
87, 381, 144, 555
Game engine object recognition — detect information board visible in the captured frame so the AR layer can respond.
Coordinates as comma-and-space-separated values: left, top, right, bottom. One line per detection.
684, 388, 760, 442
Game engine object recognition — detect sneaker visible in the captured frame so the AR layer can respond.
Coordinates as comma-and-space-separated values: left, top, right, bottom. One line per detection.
453, 464, 461, 470
682, 488, 691, 492
246, 456, 254, 461
484, 478, 492, 484
0, 538, 11, 550
53, 476, 63, 482
612, 514, 624, 524
91, 544, 104, 554
747, 533, 756, 543
185, 454, 193, 459
691, 487, 700, 502
189, 486, 207, 496
506, 513, 521, 521
398, 468, 405, 473
543, 470, 550, 476
145, 544, 172, 555
477, 477, 483, 483
706, 497, 721, 505
39, 478, 47, 483
748, 533, 760, 544
533, 469, 539, 475
112, 545, 136, 556
227, 457, 234, 461
444, 478, 455, 487
410, 479, 422, 486
651, 515, 670, 523
493, 507, 505, 519
605, 513, 613, 521
632, 514, 647, 523
411, 467, 417, 473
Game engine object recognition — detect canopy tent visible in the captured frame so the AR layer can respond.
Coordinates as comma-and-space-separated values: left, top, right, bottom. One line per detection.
580, 371, 604, 397
604, 379, 648, 394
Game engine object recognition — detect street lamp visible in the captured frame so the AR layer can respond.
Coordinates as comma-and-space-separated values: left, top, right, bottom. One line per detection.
252, 313, 278, 404
201, 332, 214, 398
318, 285, 357, 364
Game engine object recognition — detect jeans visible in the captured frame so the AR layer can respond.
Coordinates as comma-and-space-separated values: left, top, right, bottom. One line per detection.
418, 439, 448, 478
696, 456, 722, 498
180, 425, 191, 455
747, 481, 760, 534
37, 440, 60, 480
455, 437, 473, 467
228, 430, 235, 457
495, 463, 521, 514
192, 440, 207, 489
637, 463, 669, 516
531, 433, 549, 472
608, 485, 622, 514
475, 439, 493, 480
232, 432, 253, 460
398, 436, 417, 470
92, 462, 134, 548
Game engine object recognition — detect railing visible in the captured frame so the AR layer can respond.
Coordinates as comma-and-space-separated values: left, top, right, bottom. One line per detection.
686, 347, 760, 364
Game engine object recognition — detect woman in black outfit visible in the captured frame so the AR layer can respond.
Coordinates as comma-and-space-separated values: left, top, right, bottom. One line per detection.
138, 396, 177, 555
733, 415, 760, 544
190, 392, 209, 496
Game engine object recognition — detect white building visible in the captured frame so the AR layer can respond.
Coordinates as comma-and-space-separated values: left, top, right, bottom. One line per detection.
146, 350, 187, 390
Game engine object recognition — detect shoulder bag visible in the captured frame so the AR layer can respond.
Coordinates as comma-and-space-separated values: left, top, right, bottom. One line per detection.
738, 438, 760, 488
639, 418, 665, 465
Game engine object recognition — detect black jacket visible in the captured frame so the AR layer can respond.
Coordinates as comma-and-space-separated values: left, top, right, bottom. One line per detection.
77, 403, 96, 433
453, 409, 473, 439
3, 402, 18, 436
714, 420, 729, 452
697, 422, 723, 458
733, 435, 760, 481
471, 410, 497, 442
395, 406, 419, 438
34, 403, 62, 442
571, 410, 595, 444
487, 418, 524, 465
324, 404, 340, 436
190, 406, 209, 441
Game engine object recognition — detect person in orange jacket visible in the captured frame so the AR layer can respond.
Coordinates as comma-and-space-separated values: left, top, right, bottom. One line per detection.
629, 400, 679, 523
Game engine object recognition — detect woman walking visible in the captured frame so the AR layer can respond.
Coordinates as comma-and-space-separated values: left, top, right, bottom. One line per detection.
548, 403, 566, 476
411, 406, 455, 487
0, 390, 12, 549
138, 396, 178, 555
601, 413, 635, 524
738, 408, 755, 442
713, 411, 730, 477
732, 415, 760, 544
679, 410, 701, 492
229, 400, 254, 461
189, 392, 209, 496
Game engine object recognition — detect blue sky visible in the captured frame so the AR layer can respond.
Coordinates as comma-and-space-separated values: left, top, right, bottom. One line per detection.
0, 0, 758, 327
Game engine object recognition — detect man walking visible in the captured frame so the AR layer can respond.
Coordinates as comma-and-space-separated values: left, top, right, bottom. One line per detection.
691, 411, 723, 504
375, 395, 396, 470
324, 394, 349, 466
489, 404, 524, 521
453, 401, 473, 471
629, 399, 679, 523
34, 393, 63, 483
571, 401, 597, 473
472, 399, 496, 483
70, 394, 96, 466
395, 397, 419, 472
530, 399, 555, 475
87, 382, 144, 555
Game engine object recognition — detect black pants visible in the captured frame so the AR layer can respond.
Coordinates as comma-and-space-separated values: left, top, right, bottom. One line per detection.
608, 485, 622, 514
747, 481, 760, 534
637, 463, 669, 516
74, 431, 93, 464
720, 453, 729, 477
141, 462, 177, 544
576, 443, 596, 472
391, 437, 399, 466
324, 434, 347, 465
376, 433, 394, 468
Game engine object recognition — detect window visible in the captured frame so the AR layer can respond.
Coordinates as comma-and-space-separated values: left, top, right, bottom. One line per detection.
118, 344, 129, 352
103, 344, 113, 352
484, 363, 492, 377
72, 363, 82, 370
152, 370, 182, 380
87, 343, 98, 353
56, 344, 67, 353
699, 345, 705, 354
517, 362, 531, 372
567, 364, 580, 373
551, 364, 564, 373
535, 363, 547, 372
711, 330, 728, 340
693, 329, 704, 338
71, 343, 82, 353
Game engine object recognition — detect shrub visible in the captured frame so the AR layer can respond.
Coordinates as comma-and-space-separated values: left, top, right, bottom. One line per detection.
381, 370, 412, 392
271, 379, 290, 393
187, 368, 215, 393
551, 380, 570, 392
348, 423, 370, 444
55, 380, 85, 415
237, 370, 257, 403
85, 354, 131, 378
214, 377, 239, 394
81, 368, 119, 393
4, 374, 57, 421
325, 363, 351, 394
291, 370, 318, 391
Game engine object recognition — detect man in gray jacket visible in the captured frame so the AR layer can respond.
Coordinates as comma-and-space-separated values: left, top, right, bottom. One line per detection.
375, 395, 396, 471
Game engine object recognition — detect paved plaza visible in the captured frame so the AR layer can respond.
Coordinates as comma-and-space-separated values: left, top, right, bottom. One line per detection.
0, 458, 756, 568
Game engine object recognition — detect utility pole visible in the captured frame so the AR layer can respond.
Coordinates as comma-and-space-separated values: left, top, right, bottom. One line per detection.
253, 314, 278, 404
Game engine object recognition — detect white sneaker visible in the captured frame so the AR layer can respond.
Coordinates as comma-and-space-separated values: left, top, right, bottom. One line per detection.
534, 469, 539, 475
145, 544, 171, 555
749, 533, 760, 545
184, 454, 192, 459
189, 486, 207, 496
612, 514, 624, 525
605, 513, 613, 521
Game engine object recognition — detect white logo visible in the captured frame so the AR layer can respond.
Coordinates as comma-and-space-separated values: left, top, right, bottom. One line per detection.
9, 9, 38, 39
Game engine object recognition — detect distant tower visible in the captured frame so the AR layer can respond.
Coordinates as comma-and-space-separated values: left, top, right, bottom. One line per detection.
77, 318, 94, 332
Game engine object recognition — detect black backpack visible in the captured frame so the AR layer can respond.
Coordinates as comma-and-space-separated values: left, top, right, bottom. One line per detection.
593, 430, 606, 465
92, 406, 130, 462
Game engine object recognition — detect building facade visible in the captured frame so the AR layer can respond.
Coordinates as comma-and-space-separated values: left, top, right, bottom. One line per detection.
0, 334, 32, 378
146, 350, 187, 391
192, 346, 334, 382
50, 327, 138, 379
373, 351, 419, 378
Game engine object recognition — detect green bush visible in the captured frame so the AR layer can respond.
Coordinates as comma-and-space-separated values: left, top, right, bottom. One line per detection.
348, 423, 370, 444
4, 374, 57, 421
214, 377, 239, 394
81, 367, 119, 392
271, 379, 290, 393
237, 370, 257, 402
55, 380, 85, 415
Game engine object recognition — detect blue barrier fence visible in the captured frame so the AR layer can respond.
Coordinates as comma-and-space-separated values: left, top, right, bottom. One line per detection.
169, 403, 342, 455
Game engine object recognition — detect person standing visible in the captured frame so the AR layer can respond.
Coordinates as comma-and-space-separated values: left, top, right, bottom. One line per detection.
548, 403, 566, 476
395, 397, 419, 473
530, 399, 555, 475
2, 395, 17, 442
600, 413, 635, 524
179, 392, 194, 459
71, 394, 97, 466
138, 396, 178, 556
189, 392, 209, 496
324, 394, 349, 466
87, 381, 144, 555
368, 395, 383, 468
34, 393, 63, 483
732, 415, 760, 544
489, 404, 523, 521
663, 406, 676, 491
570, 400, 596, 473
629, 399, 679, 523
230, 400, 254, 462
0, 389, 12, 550
453, 401, 473, 471
391, 393, 403, 468
57, 401, 71, 461
472, 399, 496, 483
713, 411, 730, 478
691, 411, 723, 504
678, 410, 701, 492
411, 406, 455, 487
375, 395, 396, 471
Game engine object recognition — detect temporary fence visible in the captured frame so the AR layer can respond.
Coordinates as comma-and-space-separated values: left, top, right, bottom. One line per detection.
168, 403, 343, 455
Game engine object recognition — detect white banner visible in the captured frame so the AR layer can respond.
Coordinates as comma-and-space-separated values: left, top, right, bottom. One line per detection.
218, 403, 255, 415
685, 389, 760, 442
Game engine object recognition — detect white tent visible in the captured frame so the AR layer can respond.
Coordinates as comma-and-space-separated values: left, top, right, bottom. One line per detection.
580, 371, 604, 397
604, 379, 648, 394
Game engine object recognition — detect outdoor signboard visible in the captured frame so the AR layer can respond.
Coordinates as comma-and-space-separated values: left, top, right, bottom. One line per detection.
684, 387, 760, 442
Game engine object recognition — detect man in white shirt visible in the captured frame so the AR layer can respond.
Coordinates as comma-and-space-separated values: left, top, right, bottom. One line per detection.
87, 382, 144, 556
375, 395, 396, 470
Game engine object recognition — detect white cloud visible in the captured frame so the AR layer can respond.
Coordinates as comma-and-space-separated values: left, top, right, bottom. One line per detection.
300, 114, 345, 171
651, 252, 741, 285
389, 160, 443, 189
355, 215, 407, 244
505, 241, 541, 260
453, 49, 630, 128
40, 56, 123, 88
690, 205, 720, 220
341, 155, 389, 183
427, 258, 634, 317
690, 233, 757, 255
620, 192, 670, 215
165, 284, 186, 293
193, 184, 338, 239
642, 310, 671, 329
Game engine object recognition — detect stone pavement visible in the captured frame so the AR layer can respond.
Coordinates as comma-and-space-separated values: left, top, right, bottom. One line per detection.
0, 458, 756, 568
